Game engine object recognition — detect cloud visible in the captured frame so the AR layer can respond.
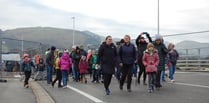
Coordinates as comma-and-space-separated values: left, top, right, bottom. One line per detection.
0, 0, 209, 44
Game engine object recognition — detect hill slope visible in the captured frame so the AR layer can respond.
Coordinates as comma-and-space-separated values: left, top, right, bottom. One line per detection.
1, 27, 103, 48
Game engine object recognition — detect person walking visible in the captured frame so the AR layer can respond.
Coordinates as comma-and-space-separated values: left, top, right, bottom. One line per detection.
59, 52, 72, 88
79, 56, 88, 83
119, 35, 137, 92
34, 58, 45, 81
52, 51, 63, 88
91, 51, 100, 83
135, 32, 152, 85
167, 43, 179, 82
96, 36, 117, 95
46, 46, 56, 84
72, 47, 82, 82
21, 53, 35, 88
153, 35, 168, 89
142, 43, 159, 93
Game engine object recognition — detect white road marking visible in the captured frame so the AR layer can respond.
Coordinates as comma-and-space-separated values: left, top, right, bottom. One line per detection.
67, 85, 105, 103
171, 82, 209, 89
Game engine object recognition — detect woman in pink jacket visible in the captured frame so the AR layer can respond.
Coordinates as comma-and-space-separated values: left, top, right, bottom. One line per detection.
59, 52, 72, 88
142, 43, 159, 93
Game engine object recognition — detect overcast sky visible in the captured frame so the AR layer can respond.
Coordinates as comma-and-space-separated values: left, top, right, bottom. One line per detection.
0, 0, 209, 44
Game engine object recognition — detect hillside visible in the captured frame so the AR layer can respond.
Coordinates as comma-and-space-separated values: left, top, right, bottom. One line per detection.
0, 27, 103, 49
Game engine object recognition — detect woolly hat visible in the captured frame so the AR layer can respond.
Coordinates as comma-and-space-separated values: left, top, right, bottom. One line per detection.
147, 43, 154, 49
76, 46, 80, 50
155, 34, 162, 40
51, 46, 56, 51
72, 45, 77, 49
23, 53, 29, 58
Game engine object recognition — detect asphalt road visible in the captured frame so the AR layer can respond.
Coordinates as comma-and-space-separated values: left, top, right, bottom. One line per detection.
39, 71, 209, 103
0, 79, 36, 103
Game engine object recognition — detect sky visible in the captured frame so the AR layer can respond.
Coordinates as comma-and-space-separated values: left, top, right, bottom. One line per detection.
0, 0, 209, 44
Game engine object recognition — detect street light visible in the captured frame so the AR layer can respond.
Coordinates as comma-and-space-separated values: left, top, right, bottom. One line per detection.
157, 0, 160, 34
72, 17, 75, 45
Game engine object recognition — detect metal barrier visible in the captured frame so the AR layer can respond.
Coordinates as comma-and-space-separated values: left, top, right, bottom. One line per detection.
0, 37, 50, 79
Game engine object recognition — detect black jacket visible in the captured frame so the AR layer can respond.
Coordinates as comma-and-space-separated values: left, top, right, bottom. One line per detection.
46, 51, 55, 66
97, 43, 117, 74
135, 34, 152, 61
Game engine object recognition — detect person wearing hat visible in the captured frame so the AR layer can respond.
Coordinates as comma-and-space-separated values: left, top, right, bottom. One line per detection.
21, 53, 35, 88
153, 34, 168, 89
72, 46, 82, 82
142, 43, 159, 93
46, 46, 56, 84
135, 32, 152, 85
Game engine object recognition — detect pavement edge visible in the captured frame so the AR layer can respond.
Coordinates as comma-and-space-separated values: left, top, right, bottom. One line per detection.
30, 81, 55, 103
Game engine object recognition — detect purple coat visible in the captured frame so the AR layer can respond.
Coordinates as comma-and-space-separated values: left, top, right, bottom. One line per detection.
59, 52, 72, 71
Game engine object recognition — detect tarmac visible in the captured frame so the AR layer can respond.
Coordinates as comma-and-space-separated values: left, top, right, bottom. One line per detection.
1, 69, 209, 103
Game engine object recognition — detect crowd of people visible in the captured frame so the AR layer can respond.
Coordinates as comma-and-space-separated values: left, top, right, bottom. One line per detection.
20, 32, 179, 95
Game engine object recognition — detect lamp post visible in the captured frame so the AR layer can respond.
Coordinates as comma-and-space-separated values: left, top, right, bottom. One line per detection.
157, 0, 160, 34
72, 17, 75, 45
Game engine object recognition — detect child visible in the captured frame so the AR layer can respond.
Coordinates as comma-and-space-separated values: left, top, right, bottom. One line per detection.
142, 43, 159, 93
167, 43, 179, 83
59, 52, 72, 88
34, 58, 45, 81
21, 53, 35, 88
79, 56, 88, 83
91, 51, 99, 83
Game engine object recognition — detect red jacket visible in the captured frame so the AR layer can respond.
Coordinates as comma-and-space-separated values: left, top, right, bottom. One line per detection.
78, 60, 88, 74
142, 50, 159, 73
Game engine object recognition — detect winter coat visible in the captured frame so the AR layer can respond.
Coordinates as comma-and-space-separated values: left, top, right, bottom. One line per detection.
153, 42, 168, 71
96, 43, 117, 74
72, 51, 81, 70
142, 50, 159, 73
135, 34, 152, 61
54, 57, 60, 69
21, 60, 35, 72
168, 49, 179, 64
46, 51, 55, 66
59, 53, 72, 71
91, 54, 97, 69
79, 60, 88, 74
119, 43, 136, 65
37, 58, 45, 71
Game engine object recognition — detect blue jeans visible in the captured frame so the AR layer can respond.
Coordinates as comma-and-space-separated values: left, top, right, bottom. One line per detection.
115, 66, 121, 81
132, 64, 137, 77
71, 64, 76, 79
161, 70, 165, 81
169, 64, 176, 80
62, 70, 69, 86
46, 65, 53, 84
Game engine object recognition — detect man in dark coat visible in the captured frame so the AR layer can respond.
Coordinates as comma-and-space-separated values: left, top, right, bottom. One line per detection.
96, 36, 117, 95
46, 46, 56, 84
